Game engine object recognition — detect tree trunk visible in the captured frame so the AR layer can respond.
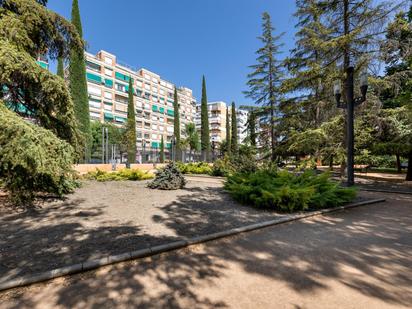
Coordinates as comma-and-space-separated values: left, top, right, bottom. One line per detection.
406, 151, 412, 181
396, 153, 401, 173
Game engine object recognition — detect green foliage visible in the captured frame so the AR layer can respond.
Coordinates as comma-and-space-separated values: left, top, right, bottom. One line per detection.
211, 156, 236, 177
225, 168, 357, 212
84, 168, 153, 182
160, 135, 165, 163
200, 76, 210, 161
126, 77, 136, 163
176, 162, 212, 175
231, 102, 238, 154
245, 12, 284, 162
0, 0, 82, 205
148, 162, 186, 190
226, 106, 231, 154
69, 0, 90, 161
0, 102, 78, 205
57, 57, 64, 79
90, 120, 126, 161
173, 88, 181, 161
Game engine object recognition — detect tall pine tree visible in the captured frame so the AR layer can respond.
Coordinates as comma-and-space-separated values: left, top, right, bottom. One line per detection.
200, 75, 210, 161
126, 77, 136, 164
231, 102, 238, 153
69, 0, 90, 162
226, 106, 231, 154
245, 12, 284, 162
173, 87, 181, 161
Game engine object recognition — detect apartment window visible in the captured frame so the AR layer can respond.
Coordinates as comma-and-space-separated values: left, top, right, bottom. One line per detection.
86, 72, 102, 84
115, 83, 127, 93
115, 72, 130, 82
144, 93, 150, 100
104, 68, 113, 76
88, 85, 101, 96
104, 91, 112, 100
89, 100, 101, 109
104, 79, 113, 88
104, 57, 113, 65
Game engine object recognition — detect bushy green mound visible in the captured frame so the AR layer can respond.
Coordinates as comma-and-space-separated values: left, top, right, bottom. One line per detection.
148, 162, 186, 190
224, 169, 357, 212
176, 162, 212, 175
211, 157, 236, 177
0, 103, 78, 205
84, 168, 153, 182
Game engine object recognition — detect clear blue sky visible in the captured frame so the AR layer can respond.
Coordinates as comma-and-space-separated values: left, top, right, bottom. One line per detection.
48, 0, 297, 105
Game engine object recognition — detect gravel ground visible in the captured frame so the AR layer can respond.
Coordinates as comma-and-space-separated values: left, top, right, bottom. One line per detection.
0, 178, 288, 281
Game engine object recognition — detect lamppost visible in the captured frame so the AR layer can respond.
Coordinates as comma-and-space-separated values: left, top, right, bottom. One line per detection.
334, 66, 368, 186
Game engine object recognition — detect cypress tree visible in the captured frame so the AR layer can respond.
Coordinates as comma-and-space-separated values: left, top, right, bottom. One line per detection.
200, 75, 210, 161
69, 0, 90, 162
248, 111, 257, 148
173, 88, 181, 161
160, 135, 165, 163
126, 77, 136, 164
57, 57, 64, 79
231, 102, 238, 153
226, 106, 231, 154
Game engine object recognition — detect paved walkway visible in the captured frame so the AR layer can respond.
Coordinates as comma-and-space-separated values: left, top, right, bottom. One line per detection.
1, 192, 411, 309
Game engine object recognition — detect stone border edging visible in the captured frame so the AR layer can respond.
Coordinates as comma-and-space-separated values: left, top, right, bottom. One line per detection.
0, 198, 385, 292
360, 188, 412, 195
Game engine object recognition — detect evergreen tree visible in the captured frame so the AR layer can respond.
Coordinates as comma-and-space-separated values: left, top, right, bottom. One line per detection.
231, 102, 238, 153
57, 57, 64, 79
160, 135, 165, 163
226, 106, 231, 154
0, 0, 83, 204
173, 87, 181, 161
126, 77, 136, 164
245, 12, 284, 162
200, 75, 210, 161
248, 110, 257, 148
69, 0, 90, 162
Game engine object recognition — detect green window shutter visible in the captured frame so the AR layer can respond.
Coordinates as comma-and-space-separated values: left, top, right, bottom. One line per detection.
166, 143, 172, 149
104, 112, 114, 120
115, 116, 127, 123
159, 107, 165, 113
103, 101, 113, 105
151, 142, 159, 148
105, 79, 113, 87
152, 105, 158, 112
115, 72, 130, 82
37, 61, 48, 69
167, 109, 174, 116
87, 72, 102, 83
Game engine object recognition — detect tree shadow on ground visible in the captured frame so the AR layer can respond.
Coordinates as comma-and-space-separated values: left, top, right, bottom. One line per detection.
0, 187, 411, 308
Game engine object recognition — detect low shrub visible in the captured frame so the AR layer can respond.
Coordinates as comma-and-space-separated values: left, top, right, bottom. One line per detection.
211, 156, 236, 176
224, 169, 357, 212
84, 168, 153, 182
148, 162, 186, 190
176, 162, 212, 175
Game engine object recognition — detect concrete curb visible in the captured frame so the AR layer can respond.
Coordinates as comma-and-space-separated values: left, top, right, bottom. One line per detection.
0, 198, 385, 292
360, 188, 412, 195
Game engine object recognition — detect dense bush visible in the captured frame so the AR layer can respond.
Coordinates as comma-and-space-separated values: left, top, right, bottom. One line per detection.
355, 150, 397, 168
224, 169, 357, 212
176, 162, 212, 175
211, 156, 236, 176
0, 103, 78, 205
84, 168, 153, 182
148, 162, 186, 190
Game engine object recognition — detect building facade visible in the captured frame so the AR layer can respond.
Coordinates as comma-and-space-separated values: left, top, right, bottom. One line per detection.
236, 108, 249, 144
83, 50, 197, 161
195, 101, 229, 144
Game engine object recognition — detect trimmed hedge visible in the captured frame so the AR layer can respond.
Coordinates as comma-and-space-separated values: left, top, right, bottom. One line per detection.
84, 168, 153, 182
176, 162, 212, 175
224, 169, 357, 212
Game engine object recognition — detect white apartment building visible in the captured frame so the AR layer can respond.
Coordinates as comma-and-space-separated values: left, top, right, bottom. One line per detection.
236, 108, 249, 144
195, 101, 229, 143
84, 50, 196, 156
